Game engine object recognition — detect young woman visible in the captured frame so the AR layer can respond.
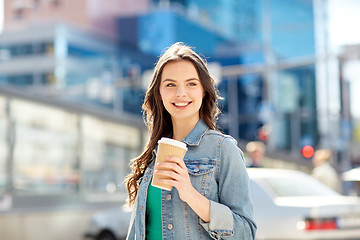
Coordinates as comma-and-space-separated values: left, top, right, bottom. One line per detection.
125, 42, 256, 240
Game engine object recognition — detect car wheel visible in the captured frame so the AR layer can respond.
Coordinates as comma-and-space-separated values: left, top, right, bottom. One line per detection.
96, 231, 116, 240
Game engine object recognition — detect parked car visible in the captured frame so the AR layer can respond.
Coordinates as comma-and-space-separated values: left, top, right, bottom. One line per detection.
84, 204, 131, 240
249, 168, 360, 240
342, 167, 360, 196
84, 168, 360, 240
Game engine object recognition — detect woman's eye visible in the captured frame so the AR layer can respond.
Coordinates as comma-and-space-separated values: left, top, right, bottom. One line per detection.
188, 82, 197, 86
166, 83, 175, 87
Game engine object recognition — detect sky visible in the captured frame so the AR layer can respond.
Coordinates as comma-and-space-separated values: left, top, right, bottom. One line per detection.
328, 0, 360, 46
328, 0, 360, 118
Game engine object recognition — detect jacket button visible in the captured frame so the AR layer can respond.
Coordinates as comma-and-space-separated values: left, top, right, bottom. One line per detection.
166, 194, 171, 200
167, 224, 173, 230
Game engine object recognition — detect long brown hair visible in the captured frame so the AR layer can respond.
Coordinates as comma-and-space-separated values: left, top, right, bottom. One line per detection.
125, 42, 221, 205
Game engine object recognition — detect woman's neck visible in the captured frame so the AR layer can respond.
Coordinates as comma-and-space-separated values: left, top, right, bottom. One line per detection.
172, 117, 199, 141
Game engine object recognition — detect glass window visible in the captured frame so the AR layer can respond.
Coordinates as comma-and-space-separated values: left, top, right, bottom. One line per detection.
43, 42, 54, 55
1, 42, 53, 58
273, 66, 317, 150
0, 47, 11, 61
218, 74, 264, 140
68, 44, 102, 58
82, 116, 140, 201
10, 44, 33, 56
8, 74, 34, 85
237, 74, 263, 140
122, 88, 144, 116
11, 100, 79, 195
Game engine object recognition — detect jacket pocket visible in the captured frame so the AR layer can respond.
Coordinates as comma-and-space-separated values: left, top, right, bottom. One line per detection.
185, 158, 217, 175
184, 158, 217, 196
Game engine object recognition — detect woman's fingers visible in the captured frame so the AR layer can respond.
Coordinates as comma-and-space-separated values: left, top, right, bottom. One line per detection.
154, 156, 195, 203
156, 162, 182, 174
154, 156, 189, 185
155, 156, 186, 172
159, 156, 186, 168
154, 169, 178, 179
165, 156, 187, 168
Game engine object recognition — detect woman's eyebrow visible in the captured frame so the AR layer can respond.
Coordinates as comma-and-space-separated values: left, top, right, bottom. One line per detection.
162, 78, 176, 83
162, 78, 199, 83
186, 78, 200, 82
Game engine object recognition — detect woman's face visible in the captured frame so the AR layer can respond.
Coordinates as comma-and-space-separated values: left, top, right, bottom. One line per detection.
159, 60, 204, 124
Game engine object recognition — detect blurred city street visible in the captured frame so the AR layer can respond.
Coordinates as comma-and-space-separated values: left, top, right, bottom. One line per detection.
1, 0, 360, 239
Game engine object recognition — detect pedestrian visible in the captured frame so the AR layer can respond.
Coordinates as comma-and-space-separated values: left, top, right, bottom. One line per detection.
124, 42, 256, 240
312, 149, 341, 193
246, 141, 266, 168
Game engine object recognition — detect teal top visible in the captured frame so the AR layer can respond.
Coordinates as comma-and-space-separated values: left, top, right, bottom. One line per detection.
146, 177, 163, 240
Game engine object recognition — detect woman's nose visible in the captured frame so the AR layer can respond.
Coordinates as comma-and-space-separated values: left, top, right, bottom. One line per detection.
176, 87, 186, 97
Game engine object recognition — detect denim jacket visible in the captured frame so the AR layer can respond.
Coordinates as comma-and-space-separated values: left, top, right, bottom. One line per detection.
126, 119, 257, 240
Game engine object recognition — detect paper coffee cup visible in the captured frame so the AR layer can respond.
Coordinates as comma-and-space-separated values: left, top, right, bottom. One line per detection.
152, 137, 188, 191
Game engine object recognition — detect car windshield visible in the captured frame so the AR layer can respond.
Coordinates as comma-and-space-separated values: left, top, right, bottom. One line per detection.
262, 173, 339, 197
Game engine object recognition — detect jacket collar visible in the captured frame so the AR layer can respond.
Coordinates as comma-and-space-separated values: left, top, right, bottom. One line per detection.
182, 119, 209, 146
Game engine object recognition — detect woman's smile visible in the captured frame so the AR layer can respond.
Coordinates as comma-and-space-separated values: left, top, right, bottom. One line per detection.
173, 101, 192, 107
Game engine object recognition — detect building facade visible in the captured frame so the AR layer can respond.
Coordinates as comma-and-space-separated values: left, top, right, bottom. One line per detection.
0, 86, 146, 209
4, 0, 150, 34
1, 0, 327, 166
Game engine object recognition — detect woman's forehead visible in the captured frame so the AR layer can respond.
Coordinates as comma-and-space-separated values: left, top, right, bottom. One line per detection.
161, 60, 199, 80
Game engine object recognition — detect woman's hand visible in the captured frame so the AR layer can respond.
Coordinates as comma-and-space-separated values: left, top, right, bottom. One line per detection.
154, 156, 211, 222
154, 156, 194, 203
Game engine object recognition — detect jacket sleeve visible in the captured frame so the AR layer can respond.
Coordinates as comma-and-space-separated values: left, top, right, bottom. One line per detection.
199, 137, 257, 239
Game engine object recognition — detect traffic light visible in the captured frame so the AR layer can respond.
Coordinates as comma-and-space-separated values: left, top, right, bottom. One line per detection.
257, 124, 270, 142
302, 145, 315, 158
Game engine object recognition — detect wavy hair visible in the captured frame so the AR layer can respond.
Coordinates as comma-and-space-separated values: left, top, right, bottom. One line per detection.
125, 42, 222, 205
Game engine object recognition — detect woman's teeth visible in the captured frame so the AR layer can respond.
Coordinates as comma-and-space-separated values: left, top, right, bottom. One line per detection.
174, 102, 189, 107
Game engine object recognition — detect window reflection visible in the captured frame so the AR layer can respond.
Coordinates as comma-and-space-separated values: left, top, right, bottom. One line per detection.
12, 100, 79, 195
0, 41, 54, 59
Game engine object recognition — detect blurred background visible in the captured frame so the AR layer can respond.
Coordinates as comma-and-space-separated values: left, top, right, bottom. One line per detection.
0, 0, 360, 239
